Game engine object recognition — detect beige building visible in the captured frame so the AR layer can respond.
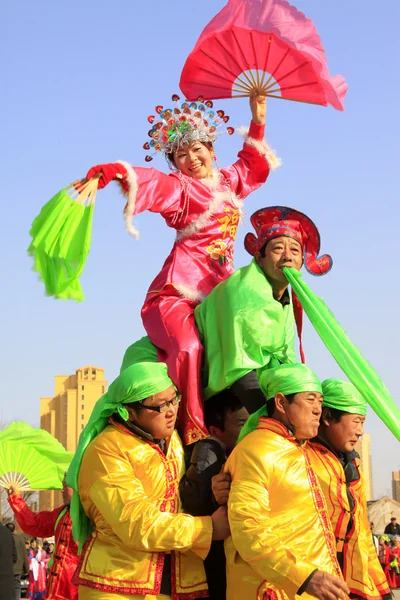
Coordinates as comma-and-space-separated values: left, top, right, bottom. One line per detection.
40, 366, 107, 510
355, 433, 373, 501
393, 471, 400, 503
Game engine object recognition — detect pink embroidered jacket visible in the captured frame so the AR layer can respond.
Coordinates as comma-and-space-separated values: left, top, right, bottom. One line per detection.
119, 122, 279, 303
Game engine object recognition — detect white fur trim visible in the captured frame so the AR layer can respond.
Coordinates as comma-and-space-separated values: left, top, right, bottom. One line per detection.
176, 187, 241, 241
237, 127, 282, 170
200, 170, 221, 189
174, 283, 205, 303
200, 171, 243, 210
116, 160, 139, 239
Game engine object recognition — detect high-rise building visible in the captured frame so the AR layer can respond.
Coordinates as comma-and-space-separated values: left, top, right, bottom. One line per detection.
40, 366, 107, 510
393, 471, 400, 503
355, 433, 373, 501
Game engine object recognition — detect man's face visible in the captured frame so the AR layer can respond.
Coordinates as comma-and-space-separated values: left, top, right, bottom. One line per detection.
322, 412, 365, 453
211, 407, 249, 453
255, 236, 303, 285
280, 391, 323, 440
129, 385, 179, 440
62, 480, 73, 506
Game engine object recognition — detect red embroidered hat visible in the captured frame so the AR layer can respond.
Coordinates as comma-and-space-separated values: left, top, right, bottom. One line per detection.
244, 206, 333, 276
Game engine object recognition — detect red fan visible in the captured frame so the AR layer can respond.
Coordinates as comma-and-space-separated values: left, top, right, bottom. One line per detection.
180, 0, 347, 110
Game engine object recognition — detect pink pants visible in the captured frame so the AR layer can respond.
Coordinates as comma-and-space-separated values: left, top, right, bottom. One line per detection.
141, 292, 208, 445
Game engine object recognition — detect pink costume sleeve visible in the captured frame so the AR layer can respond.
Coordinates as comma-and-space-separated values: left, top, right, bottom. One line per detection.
222, 121, 281, 200
8, 493, 62, 539
115, 163, 184, 238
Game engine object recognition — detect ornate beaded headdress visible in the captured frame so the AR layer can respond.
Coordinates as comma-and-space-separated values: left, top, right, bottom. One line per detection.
143, 94, 234, 162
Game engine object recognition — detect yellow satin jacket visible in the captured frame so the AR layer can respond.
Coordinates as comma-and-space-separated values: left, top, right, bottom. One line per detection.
224, 418, 343, 600
308, 441, 390, 600
74, 421, 212, 599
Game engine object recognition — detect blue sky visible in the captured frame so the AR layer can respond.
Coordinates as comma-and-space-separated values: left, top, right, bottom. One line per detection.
2, 0, 399, 498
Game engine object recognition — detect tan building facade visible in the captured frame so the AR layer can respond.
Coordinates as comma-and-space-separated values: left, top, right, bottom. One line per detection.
40, 366, 107, 510
393, 471, 400, 503
355, 433, 373, 501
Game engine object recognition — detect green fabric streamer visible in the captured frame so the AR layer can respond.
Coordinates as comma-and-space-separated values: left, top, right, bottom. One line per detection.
283, 267, 400, 441
66, 361, 173, 550
322, 379, 367, 416
237, 363, 322, 443
195, 260, 297, 399
28, 188, 94, 302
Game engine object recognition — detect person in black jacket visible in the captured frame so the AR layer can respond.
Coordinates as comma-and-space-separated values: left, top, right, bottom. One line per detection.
0, 523, 17, 600
5, 523, 28, 600
384, 517, 400, 537
179, 390, 249, 600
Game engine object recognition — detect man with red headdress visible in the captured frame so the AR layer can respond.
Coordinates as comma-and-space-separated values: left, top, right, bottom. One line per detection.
194, 205, 332, 410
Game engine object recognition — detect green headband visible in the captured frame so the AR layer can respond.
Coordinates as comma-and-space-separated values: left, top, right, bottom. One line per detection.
66, 361, 173, 551
259, 363, 322, 399
237, 363, 322, 443
322, 378, 367, 416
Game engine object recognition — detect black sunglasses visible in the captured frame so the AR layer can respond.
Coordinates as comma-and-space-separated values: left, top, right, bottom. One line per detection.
137, 394, 182, 414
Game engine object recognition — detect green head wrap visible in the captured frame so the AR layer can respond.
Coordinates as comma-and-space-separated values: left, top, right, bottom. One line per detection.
66, 361, 173, 550
237, 363, 322, 444
322, 378, 367, 416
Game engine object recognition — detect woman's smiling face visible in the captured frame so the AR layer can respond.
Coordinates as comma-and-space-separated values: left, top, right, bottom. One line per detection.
173, 142, 214, 179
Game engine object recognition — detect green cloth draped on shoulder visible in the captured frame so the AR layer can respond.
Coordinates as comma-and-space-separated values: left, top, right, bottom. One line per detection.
66, 361, 173, 551
283, 267, 400, 441
194, 260, 297, 399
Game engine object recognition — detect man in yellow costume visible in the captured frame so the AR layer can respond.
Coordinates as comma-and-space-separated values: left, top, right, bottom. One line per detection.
308, 379, 391, 600
224, 363, 349, 600
66, 361, 230, 600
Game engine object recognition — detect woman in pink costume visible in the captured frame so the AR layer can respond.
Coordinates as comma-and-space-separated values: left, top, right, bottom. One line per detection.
86, 94, 279, 444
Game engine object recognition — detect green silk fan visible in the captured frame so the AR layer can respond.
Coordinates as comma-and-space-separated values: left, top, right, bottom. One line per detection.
0, 423, 73, 492
28, 176, 100, 303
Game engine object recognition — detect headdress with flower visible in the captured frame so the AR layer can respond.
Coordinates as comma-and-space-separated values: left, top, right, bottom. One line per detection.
143, 94, 234, 162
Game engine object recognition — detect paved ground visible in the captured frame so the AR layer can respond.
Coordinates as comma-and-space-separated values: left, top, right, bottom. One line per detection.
393, 588, 400, 600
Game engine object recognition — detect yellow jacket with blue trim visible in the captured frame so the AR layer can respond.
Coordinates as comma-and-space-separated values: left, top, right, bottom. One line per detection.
73, 421, 212, 599
224, 418, 343, 600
